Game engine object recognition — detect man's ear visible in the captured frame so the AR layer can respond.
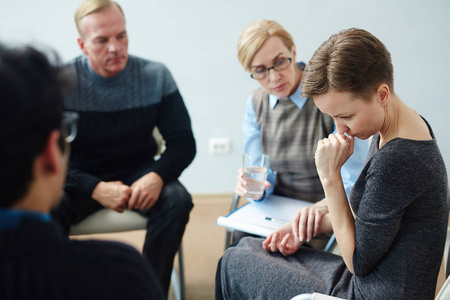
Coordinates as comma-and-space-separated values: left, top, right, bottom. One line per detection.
39, 130, 62, 175
77, 37, 89, 56
376, 83, 390, 107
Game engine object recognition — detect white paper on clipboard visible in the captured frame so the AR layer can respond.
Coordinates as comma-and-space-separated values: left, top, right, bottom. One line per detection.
216, 194, 312, 237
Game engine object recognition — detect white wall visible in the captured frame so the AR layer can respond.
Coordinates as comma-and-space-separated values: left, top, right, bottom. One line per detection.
1, 0, 450, 194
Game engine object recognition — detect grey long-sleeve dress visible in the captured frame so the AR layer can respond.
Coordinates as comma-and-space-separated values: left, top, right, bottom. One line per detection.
219, 127, 448, 300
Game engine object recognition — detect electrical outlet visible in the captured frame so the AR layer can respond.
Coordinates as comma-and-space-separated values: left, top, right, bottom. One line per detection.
209, 137, 232, 154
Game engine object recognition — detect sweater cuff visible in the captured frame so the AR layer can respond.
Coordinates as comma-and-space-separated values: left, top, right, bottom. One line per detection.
65, 173, 102, 199
149, 163, 176, 184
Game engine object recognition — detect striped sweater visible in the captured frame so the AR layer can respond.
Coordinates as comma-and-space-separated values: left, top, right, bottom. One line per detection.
64, 55, 196, 198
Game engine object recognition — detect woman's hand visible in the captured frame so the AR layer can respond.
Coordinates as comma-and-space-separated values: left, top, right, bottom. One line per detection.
262, 222, 303, 256
235, 168, 271, 200
315, 134, 354, 180
291, 200, 329, 242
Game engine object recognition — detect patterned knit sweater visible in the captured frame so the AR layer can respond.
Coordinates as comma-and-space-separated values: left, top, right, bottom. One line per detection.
64, 55, 196, 198
349, 129, 448, 299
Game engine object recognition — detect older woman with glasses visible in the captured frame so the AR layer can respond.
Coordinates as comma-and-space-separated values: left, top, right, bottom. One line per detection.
233, 19, 368, 246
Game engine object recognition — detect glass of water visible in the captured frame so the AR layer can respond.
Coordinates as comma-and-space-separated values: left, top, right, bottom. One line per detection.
243, 153, 270, 199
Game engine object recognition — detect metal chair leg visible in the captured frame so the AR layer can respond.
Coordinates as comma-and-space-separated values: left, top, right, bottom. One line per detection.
323, 234, 336, 252
171, 245, 185, 300
230, 194, 241, 212
178, 244, 185, 300
225, 194, 241, 249
225, 230, 233, 249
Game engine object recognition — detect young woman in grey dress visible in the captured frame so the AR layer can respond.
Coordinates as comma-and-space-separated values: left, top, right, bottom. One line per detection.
216, 28, 448, 300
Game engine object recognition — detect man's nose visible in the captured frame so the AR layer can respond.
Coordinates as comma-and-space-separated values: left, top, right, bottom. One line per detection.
108, 39, 120, 52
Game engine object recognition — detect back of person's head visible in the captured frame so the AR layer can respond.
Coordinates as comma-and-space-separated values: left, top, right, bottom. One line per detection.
0, 44, 66, 208
237, 19, 294, 72
301, 28, 394, 100
75, 0, 125, 37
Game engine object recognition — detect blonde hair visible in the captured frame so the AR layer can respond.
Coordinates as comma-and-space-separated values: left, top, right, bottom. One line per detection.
237, 20, 294, 72
75, 0, 124, 37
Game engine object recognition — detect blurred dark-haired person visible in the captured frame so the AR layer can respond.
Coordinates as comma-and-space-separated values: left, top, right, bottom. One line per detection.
0, 43, 164, 300
216, 28, 448, 300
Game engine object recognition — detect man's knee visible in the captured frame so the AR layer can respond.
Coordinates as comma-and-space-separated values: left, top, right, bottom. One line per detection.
161, 181, 193, 216
51, 192, 103, 234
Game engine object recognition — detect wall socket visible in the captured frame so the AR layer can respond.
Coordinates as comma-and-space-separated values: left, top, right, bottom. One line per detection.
209, 137, 232, 154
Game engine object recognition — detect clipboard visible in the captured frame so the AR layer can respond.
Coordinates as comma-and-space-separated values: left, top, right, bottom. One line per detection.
216, 194, 312, 237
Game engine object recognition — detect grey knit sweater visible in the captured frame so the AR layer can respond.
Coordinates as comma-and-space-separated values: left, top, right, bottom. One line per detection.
349, 130, 448, 299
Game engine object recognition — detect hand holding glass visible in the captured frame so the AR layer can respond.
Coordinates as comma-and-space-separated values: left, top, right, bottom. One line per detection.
243, 154, 270, 199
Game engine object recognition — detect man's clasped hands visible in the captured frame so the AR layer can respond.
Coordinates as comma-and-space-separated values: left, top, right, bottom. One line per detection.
91, 172, 164, 213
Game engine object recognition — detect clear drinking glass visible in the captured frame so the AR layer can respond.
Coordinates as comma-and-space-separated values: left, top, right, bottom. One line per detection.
243, 153, 270, 198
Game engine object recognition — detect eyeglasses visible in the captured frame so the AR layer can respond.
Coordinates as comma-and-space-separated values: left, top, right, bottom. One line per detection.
62, 112, 79, 143
250, 57, 292, 79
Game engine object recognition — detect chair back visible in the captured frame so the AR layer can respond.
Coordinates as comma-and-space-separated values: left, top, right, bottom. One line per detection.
153, 127, 165, 157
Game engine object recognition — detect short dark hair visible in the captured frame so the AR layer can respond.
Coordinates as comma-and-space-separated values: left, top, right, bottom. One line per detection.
0, 44, 67, 207
301, 28, 394, 100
